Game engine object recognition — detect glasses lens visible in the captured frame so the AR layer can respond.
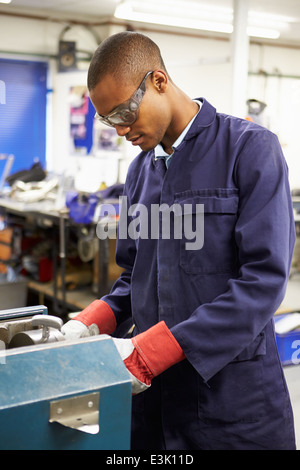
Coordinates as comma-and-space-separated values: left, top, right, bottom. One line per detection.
110, 109, 137, 126
95, 108, 137, 127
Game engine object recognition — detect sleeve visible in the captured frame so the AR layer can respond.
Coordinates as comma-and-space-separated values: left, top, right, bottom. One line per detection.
73, 177, 136, 334
101, 182, 137, 329
170, 130, 296, 382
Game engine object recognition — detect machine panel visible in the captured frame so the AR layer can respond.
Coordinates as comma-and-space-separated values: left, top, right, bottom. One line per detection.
0, 307, 132, 450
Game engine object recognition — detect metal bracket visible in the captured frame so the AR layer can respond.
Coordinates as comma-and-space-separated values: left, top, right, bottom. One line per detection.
49, 392, 100, 434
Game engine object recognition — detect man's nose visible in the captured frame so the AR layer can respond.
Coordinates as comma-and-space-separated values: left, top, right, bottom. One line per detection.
114, 125, 131, 136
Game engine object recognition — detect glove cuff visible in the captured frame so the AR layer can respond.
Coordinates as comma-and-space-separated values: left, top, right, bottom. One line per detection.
132, 321, 185, 378
74, 299, 116, 334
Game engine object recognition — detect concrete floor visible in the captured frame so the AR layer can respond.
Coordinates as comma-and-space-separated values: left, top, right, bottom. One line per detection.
280, 274, 300, 449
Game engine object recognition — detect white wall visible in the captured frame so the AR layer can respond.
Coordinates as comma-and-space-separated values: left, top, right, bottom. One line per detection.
1, 14, 300, 188
149, 32, 232, 113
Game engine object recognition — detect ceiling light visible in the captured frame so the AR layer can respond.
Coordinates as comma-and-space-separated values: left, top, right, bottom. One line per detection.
247, 27, 280, 39
248, 11, 294, 29
115, 4, 233, 34
0, 0, 12, 3
115, 0, 233, 34
115, 0, 292, 39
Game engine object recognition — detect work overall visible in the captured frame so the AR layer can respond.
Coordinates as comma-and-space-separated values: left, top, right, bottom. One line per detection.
103, 99, 296, 450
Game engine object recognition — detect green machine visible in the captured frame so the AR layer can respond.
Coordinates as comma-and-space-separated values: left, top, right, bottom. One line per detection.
0, 306, 132, 450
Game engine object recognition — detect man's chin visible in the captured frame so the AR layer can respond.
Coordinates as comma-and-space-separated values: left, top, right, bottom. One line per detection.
139, 143, 154, 152
138, 139, 157, 152
128, 135, 158, 152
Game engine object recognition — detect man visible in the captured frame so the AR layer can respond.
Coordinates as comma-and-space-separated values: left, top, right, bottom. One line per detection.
62, 32, 296, 450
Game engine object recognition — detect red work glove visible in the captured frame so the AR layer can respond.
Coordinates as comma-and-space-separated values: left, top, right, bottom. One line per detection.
74, 299, 116, 334
61, 300, 116, 340
113, 321, 185, 394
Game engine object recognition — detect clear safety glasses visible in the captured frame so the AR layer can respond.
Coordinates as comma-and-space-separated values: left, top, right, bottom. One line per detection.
94, 71, 153, 128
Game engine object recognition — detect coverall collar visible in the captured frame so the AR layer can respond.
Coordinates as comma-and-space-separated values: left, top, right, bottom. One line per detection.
152, 98, 217, 167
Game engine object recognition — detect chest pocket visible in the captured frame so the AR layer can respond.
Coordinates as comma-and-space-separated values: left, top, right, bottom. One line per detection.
174, 188, 239, 275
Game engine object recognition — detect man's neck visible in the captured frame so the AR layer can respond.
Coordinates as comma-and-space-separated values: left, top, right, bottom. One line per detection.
161, 94, 199, 154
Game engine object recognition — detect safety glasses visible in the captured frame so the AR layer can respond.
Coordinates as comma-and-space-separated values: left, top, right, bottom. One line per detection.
94, 71, 153, 128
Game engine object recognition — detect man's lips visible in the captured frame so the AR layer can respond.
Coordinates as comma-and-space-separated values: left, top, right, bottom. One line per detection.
128, 135, 143, 146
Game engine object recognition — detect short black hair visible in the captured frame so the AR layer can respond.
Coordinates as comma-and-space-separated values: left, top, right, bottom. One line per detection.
87, 31, 168, 91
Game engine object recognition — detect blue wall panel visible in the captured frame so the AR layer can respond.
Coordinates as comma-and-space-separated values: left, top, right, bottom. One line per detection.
0, 59, 48, 177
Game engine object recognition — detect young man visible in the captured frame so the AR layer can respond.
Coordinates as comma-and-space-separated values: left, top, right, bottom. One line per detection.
62, 32, 296, 450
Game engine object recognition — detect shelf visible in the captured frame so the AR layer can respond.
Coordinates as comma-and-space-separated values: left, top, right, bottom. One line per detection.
28, 280, 98, 311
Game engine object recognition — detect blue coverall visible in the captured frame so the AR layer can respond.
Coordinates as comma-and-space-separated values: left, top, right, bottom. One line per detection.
103, 98, 296, 450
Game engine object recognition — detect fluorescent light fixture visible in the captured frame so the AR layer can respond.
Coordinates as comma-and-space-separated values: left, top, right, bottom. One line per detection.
116, 6, 233, 34
115, 0, 293, 39
115, 0, 233, 34
247, 10, 291, 38
0, 0, 12, 3
247, 27, 280, 39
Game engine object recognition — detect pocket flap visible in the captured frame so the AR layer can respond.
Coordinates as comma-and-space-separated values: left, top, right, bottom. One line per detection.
232, 332, 266, 363
174, 189, 239, 214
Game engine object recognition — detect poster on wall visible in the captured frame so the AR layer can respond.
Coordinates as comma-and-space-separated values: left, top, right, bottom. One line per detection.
69, 86, 93, 155
92, 121, 122, 154
69, 86, 122, 157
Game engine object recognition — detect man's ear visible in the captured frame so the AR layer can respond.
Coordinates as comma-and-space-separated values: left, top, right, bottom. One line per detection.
152, 70, 168, 93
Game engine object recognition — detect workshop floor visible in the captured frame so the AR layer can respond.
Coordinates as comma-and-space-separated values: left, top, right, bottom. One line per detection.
280, 274, 300, 449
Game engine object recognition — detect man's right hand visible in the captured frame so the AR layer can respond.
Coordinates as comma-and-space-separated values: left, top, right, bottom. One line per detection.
61, 320, 99, 340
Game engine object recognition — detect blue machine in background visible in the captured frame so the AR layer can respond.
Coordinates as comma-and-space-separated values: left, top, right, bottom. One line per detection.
0, 306, 132, 450
0, 59, 47, 176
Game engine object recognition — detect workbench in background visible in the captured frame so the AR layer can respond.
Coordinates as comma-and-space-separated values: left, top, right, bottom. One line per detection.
0, 197, 122, 317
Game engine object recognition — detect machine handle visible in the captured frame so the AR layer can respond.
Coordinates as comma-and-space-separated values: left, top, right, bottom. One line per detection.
31, 315, 63, 342
31, 315, 63, 330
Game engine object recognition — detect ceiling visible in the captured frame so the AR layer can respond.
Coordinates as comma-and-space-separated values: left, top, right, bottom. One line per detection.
1, 0, 300, 45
